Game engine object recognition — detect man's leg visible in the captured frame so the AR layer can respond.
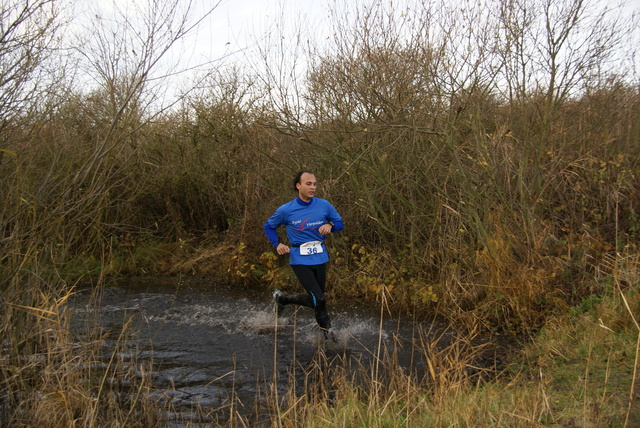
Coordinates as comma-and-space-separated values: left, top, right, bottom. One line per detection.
291, 264, 331, 330
278, 292, 314, 307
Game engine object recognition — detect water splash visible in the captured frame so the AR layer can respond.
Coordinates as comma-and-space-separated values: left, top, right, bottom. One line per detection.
69, 280, 427, 425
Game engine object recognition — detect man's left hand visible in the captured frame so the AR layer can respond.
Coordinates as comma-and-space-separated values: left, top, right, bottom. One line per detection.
318, 224, 333, 235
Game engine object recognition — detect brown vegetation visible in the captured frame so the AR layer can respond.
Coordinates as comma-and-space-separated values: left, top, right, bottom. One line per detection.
1, 0, 638, 425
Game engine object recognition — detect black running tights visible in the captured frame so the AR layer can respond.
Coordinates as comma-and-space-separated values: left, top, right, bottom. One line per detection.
286, 263, 331, 330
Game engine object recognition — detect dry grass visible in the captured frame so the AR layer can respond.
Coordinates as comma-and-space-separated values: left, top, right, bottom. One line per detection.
1, 1, 638, 425
0, 283, 162, 427
1, 251, 637, 426
258, 252, 640, 427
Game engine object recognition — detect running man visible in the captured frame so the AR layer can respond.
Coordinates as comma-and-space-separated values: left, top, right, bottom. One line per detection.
263, 170, 344, 341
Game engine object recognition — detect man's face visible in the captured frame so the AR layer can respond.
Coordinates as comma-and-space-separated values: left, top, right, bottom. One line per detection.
297, 173, 316, 202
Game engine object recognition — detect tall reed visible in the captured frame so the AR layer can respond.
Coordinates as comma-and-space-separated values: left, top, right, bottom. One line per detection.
0, 280, 163, 426
259, 258, 639, 427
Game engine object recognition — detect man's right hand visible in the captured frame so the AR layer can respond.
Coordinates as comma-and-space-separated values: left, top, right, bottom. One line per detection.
276, 243, 290, 255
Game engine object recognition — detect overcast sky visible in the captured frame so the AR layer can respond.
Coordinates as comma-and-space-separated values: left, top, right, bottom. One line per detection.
76, 0, 639, 102
208, 0, 329, 51
181, 0, 640, 73
180, 0, 331, 70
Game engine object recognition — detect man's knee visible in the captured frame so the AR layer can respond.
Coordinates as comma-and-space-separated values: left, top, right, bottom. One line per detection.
313, 294, 326, 309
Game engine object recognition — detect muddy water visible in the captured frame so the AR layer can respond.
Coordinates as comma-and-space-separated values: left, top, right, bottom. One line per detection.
70, 277, 471, 426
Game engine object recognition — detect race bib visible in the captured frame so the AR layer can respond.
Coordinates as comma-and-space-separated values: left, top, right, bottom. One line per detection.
300, 241, 324, 256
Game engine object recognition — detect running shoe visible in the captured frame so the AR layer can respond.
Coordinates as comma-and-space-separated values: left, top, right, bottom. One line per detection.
322, 328, 337, 344
272, 290, 286, 316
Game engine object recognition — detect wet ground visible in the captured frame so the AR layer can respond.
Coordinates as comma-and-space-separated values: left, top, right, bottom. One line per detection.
70, 277, 501, 426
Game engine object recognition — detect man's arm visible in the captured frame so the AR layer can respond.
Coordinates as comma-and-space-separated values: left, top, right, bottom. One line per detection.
263, 221, 280, 247
330, 219, 344, 232
264, 221, 290, 255
319, 219, 344, 235
324, 201, 344, 234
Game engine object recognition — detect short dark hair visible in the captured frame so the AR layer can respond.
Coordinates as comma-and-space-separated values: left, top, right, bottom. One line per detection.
293, 169, 314, 192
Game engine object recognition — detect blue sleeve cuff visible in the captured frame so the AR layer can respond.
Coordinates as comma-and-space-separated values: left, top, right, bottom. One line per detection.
331, 220, 344, 233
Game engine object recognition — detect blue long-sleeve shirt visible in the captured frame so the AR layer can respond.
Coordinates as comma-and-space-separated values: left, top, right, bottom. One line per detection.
264, 196, 343, 265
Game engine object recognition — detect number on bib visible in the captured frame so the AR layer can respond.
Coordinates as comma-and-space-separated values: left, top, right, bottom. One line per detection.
300, 241, 323, 255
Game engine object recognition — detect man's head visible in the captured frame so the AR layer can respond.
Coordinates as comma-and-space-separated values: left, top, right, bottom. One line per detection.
293, 169, 316, 202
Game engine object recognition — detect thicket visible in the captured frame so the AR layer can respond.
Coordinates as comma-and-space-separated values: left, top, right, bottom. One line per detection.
1, 0, 639, 425
130, 0, 640, 334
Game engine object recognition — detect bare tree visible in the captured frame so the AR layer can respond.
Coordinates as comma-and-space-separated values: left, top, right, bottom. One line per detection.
1, 0, 223, 278
0, 0, 65, 134
60, 0, 222, 220
496, 0, 633, 128
76, 0, 220, 135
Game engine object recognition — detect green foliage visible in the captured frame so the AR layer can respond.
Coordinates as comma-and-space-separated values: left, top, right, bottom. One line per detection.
514, 280, 640, 426
570, 294, 603, 317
